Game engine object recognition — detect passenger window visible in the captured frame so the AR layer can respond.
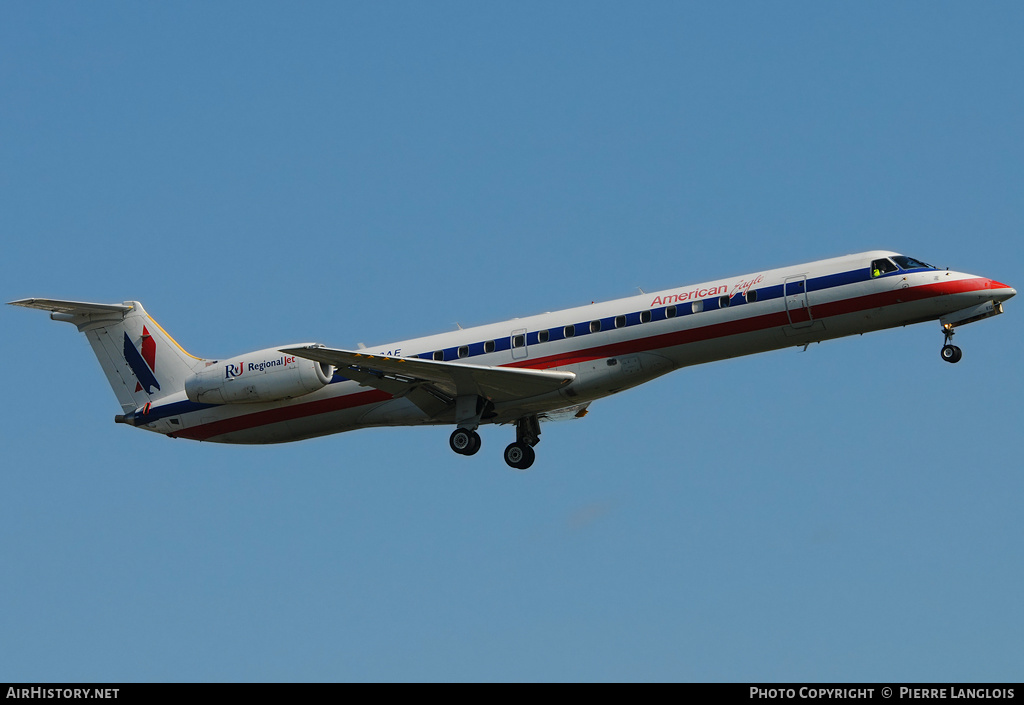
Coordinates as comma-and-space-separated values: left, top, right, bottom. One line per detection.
666, 305, 677, 318
564, 325, 575, 338
640, 310, 651, 323
870, 258, 899, 277
512, 334, 525, 348
746, 290, 757, 303
538, 330, 550, 343
484, 340, 495, 353
433, 350, 445, 361
692, 300, 703, 313
614, 315, 626, 329
719, 295, 731, 308
458, 346, 468, 359
590, 320, 601, 333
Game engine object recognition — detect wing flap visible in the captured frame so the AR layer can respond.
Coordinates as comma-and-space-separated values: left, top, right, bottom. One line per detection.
281, 346, 575, 403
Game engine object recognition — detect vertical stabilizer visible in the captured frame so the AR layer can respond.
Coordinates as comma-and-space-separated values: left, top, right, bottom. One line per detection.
9, 299, 204, 412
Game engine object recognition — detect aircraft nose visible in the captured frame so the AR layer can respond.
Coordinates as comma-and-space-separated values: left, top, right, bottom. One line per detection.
987, 280, 1016, 302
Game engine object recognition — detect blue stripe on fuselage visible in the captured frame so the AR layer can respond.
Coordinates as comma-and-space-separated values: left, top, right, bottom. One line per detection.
143, 262, 930, 425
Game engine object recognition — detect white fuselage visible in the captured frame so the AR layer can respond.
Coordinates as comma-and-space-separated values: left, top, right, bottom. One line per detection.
127, 250, 1013, 444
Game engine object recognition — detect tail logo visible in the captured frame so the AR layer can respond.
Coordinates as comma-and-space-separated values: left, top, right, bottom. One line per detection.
225, 362, 245, 379
123, 327, 161, 394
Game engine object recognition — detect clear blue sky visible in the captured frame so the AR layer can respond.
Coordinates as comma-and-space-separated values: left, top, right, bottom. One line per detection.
2, 2, 1021, 682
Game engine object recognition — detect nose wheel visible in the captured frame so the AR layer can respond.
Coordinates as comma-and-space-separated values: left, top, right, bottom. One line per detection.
940, 324, 963, 364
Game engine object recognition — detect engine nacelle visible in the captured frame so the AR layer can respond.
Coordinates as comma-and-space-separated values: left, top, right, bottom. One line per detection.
185, 344, 335, 404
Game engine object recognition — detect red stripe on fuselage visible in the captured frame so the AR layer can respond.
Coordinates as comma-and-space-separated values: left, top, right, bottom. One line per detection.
170, 388, 393, 441
175, 276, 998, 440
509, 276, 999, 370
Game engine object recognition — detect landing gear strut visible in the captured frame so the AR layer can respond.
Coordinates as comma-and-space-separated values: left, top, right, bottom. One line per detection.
940, 324, 963, 364
504, 415, 540, 470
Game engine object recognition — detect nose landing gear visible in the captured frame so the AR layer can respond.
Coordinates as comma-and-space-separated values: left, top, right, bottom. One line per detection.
940, 324, 963, 364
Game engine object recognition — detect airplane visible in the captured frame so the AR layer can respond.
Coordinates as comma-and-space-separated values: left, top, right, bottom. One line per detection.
10, 250, 1015, 469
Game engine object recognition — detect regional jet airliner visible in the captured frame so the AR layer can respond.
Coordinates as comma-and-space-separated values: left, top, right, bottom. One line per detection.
11, 251, 1014, 469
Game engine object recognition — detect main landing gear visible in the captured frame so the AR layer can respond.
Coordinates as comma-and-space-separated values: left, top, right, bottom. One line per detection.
504, 415, 541, 471
449, 427, 481, 456
448, 414, 541, 470
940, 324, 963, 364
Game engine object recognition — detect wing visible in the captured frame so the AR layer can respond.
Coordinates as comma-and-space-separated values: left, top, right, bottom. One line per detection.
281, 345, 575, 409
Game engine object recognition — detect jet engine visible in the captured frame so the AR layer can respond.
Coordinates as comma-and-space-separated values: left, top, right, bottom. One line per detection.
185, 344, 335, 404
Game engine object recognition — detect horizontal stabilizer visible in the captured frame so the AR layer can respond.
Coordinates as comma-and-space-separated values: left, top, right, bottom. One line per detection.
282, 345, 575, 403
8, 298, 134, 315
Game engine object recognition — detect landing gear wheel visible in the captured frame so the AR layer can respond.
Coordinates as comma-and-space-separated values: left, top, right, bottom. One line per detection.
504, 442, 535, 470
941, 344, 963, 364
940, 324, 962, 364
450, 429, 481, 456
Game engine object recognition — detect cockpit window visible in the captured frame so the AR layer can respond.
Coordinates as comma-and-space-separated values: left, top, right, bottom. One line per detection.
870, 258, 899, 278
892, 255, 935, 270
